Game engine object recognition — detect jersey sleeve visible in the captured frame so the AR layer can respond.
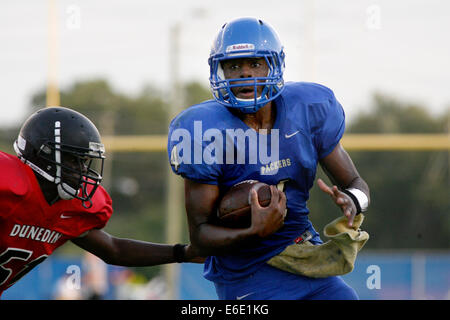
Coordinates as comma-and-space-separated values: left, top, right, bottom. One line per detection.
167, 112, 223, 185
0, 152, 29, 218
309, 87, 346, 159
61, 186, 113, 238
83, 186, 113, 230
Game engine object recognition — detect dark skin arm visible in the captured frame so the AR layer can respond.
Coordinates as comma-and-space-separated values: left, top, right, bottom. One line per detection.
318, 143, 370, 226
184, 179, 286, 256
71, 229, 204, 266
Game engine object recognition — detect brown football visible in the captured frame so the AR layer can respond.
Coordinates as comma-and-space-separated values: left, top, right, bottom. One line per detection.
217, 180, 272, 228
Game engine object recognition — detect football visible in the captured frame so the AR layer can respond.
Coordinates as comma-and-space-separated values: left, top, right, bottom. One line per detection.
217, 180, 272, 228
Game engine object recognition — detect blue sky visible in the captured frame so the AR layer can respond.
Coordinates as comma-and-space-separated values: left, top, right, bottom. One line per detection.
1, 0, 449, 127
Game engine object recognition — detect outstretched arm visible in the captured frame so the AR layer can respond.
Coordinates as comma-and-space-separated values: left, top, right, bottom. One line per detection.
71, 229, 204, 266
319, 143, 370, 226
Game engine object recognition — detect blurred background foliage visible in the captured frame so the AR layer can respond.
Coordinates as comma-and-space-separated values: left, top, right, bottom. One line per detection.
309, 93, 449, 250
0, 79, 448, 280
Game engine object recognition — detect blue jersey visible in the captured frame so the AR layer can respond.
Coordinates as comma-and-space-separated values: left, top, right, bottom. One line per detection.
167, 82, 346, 283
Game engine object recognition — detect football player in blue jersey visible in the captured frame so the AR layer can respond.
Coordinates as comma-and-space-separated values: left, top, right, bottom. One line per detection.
167, 17, 370, 300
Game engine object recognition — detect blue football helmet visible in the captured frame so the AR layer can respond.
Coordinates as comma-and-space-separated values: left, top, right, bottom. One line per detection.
208, 17, 285, 113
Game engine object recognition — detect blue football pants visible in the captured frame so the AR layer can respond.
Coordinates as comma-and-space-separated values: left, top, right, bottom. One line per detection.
214, 263, 358, 300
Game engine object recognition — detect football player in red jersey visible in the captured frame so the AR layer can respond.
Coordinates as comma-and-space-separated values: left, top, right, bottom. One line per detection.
0, 106, 200, 297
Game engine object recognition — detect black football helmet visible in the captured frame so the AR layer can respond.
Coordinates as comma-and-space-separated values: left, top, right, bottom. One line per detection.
13, 107, 105, 208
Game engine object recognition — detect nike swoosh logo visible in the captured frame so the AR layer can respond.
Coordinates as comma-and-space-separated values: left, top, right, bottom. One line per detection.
285, 131, 299, 138
236, 292, 255, 300
60, 214, 72, 219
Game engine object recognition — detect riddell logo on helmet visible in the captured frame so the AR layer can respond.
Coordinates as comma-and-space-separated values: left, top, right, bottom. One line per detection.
226, 43, 255, 52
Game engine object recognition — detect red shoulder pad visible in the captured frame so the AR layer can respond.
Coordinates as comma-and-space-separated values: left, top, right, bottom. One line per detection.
0, 152, 30, 197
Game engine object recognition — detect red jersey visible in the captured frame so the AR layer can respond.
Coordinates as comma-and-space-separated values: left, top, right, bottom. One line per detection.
0, 151, 112, 294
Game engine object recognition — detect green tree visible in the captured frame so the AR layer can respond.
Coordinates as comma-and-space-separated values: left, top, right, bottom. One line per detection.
308, 93, 449, 249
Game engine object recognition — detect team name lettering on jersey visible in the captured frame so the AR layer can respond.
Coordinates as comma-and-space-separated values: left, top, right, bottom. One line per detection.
9, 224, 62, 244
260, 158, 291, 175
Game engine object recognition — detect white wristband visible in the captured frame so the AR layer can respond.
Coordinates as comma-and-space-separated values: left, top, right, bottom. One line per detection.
346, 188, 369, 212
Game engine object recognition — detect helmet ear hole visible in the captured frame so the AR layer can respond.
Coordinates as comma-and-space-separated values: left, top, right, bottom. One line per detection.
38, 144, 52, 155
217, 63, 225, 81
57, 183, 76, 200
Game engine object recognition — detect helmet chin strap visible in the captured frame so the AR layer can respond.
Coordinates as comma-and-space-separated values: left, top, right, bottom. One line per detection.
235, 92, 268, 109
236, 95, 264, 103
57, 183, 76, 200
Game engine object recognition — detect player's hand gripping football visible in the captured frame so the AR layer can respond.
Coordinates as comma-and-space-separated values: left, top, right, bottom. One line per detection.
317, 178, 357, 227
249, 185, 286, 238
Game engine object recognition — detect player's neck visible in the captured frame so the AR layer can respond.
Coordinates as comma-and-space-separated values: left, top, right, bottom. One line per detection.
34, 173, 60, 205
239, 101, 276, 133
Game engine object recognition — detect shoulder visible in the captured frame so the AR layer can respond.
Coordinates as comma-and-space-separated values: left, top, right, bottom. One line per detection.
62, 185, 113, 234
167, 102, 225, 183
170, 100, 233, 131
66, 185, 112, 219
282, 82, 344, 139
282, 81, 336, 104
283, 81, 341, 119
83, 186, 113, 223
0, 151, 30, 197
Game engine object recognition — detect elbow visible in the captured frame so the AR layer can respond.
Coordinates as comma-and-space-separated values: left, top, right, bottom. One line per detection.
190, 227, 216, 257
99, 255, 116, 265
96, 251, 118, 266
190, 225, 235, 257
190, 235, 210, 257
97, 239, 122, 266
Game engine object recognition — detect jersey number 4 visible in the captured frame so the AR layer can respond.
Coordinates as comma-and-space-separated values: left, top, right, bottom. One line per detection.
0, 248, 48, 288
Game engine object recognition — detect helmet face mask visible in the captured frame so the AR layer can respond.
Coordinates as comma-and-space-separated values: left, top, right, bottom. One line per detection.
39, 139, 104, 203
13, 107, 105, 208
208, 17, 285, 113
